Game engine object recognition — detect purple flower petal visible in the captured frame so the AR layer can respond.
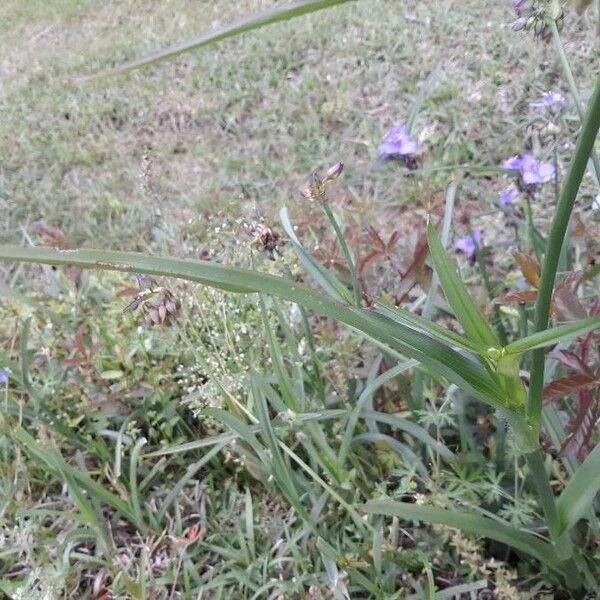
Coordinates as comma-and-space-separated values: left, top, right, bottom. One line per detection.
503, 155, 524, 171
378, 125, 419, 159
0, 367, 11, 385
503, 153, 555, 186
499, 187, 520, 205
529, 92, 564, 110
455, 229, 483, 259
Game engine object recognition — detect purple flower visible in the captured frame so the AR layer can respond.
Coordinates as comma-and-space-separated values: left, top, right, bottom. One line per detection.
0, 367, 11, 385
499, 186, 520, 205
512, 0, 528, 14
502, 153, 555, 186
529, 92, 564, 111
455, 229, 482, 260
378, 125, 419, 160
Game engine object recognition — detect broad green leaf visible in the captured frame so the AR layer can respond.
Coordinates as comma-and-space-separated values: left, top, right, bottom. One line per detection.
504, 314, 600, 355
426, 222, 499, 347
89, 0, 356, 79
0, 245, 509, 411
362, 499, 565, 574
556, 442, 600, 533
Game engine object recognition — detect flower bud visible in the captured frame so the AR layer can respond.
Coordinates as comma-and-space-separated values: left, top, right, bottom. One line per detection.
323, 161, 344, 182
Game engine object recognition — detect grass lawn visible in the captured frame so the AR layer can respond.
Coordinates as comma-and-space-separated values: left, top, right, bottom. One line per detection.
1, 0, 600, 597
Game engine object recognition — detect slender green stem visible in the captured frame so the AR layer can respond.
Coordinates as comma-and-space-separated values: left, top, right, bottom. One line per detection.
526, 451, 582, 589
526, 450, 562, 541
550, 20, 600, 188
320, 200, 362, 307
527, 76, 600, 428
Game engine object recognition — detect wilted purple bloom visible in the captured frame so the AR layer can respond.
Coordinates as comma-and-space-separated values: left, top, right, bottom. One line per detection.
499, 186, 520, 205
529, 92, 564, 111
502, 153, 555, 186
0, 367, 11, 385
455, 229, 482, 260
378, 125, 419, 160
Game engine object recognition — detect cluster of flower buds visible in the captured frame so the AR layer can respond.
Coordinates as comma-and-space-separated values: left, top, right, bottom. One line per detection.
299, 161, 344, 200
122, 274, 180, 327
512, 0, 564, 39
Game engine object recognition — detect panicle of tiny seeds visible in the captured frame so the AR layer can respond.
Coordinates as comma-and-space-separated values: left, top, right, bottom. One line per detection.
122, 277, 181, 327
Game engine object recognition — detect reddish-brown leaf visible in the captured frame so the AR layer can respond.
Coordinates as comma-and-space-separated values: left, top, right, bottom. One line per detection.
513, 252, 541, 288
366, 226, 387, 252
385, 230, 401, 253
548, 349, 593, 376
559, 389, 599, 460
555, 270, 585, 293
116, 287, 141, 298
33, 223, 68, 249
74, 326, 86, 356
357, 251, 385, 275
552, 287, 587, 321
543, 374, 597, 404
496, 290, 539, 304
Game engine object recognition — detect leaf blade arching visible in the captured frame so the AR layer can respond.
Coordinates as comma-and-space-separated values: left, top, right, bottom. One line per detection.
0, 244, 509, 411
86, 0, 356, 80
362, 499, 565, 574
426, 221, 499, 348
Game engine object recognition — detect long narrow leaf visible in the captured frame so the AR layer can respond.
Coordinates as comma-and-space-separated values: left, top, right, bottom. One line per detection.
89, 0, 356, 79
280, 207, 350, 303
426, 222, 499, 347
505, 315, 600, 355
556, 442, 600, 533
0, 246, 508, 411
144, 409, 346, 456
251, 377, 309, 520
374, 300, 488, 355
362, 499, 565, 574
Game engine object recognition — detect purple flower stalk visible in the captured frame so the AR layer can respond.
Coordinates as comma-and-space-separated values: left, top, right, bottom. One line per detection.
529, 92, 564, 112
378, 125, 418, 160
499, 186, 520, 205
502, 153, 555, 186
455, 229, 483, 260
0, 367, 11, 385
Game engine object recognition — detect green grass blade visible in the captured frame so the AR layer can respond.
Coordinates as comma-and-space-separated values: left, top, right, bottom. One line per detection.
362, 499, 565, 574
504, 315, 600, 355
144, 409, 346, 456
89, 0, 356, 79
259, 295, 301, 411
556, 442, 600, 533
157, 442, 226, 523
362, 410, 455, 463
0, 245, 507, 409
7, 423, 141, 526
426, 221, 499, 347
374, 300, 488, 355
351, 433, 428, 479
338, 359, 418, 466
251, 377, 309, 521
280, 207, 351, 303
129, 438, 147, 525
